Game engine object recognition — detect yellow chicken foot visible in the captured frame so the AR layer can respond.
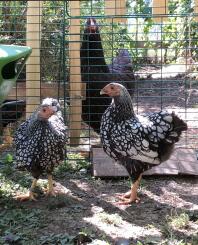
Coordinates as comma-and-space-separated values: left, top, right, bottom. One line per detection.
117, 175, 142, 205
116, 190, 131, 199
15, 178, 38, 201
45, 174, 56, 196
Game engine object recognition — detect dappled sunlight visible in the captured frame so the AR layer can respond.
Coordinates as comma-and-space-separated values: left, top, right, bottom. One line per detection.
70, 179, 94, 193
53, 181, 71, 195
142, 188, 198, 210
1, 168, 198, 244
84, 209, 162, 241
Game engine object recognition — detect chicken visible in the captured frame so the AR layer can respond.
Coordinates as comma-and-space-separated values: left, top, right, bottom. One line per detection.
100, 83, 187, 205
108, 48, 134, 83
14, 98, 67, 201
80, 18, 135, 133
0, 99, 25, 152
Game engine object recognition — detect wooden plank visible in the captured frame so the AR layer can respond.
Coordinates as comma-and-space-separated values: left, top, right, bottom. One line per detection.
92, 147, 198, 177
177, 149, 198, 162
105, 0, 126, 23
26, 1, 42, 117
7, 82, 65, 100
92, 147, 128, 177
153, 0, 168, 23
145, 157, 180, 175
144, 168, 179, 175
179, 162, 198, 175
195, 0, 198, 21
69, 1, 82, 145
177, 148, 198, 174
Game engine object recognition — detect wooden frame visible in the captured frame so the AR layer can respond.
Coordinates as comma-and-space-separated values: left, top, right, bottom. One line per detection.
26, 1, 43, 117
69, 1, 82, 145
105, 0, 126, 23
153, 0, 168, 23
195, 0, 198, 21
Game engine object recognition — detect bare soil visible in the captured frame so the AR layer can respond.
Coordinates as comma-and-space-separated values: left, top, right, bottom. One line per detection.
15, 173, 198, 244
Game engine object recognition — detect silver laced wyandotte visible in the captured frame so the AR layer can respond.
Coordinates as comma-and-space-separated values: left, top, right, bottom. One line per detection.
14, 98, 68, 201
100, 83, 188, 205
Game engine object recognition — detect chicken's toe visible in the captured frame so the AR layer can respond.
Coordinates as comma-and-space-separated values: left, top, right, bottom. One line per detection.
15, 191, 38, 201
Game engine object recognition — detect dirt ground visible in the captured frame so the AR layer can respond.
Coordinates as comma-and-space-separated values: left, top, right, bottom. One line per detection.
12, 173, 197, 244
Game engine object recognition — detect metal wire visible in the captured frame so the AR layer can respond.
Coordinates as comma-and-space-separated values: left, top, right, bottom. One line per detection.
0, 0, 198, 166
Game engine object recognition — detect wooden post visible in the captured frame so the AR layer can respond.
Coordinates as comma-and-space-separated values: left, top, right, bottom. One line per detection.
194, 0, 198, 21
26, 1, 42, 117
105, 0, 126, 23
153, 0, 168, 23
69, 1, 82, 145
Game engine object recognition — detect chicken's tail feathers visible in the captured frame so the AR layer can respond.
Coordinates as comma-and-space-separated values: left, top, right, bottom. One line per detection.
172, 112, 188, 135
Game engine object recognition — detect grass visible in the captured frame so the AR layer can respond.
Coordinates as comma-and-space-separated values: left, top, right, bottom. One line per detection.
0, 206, 47, 244
161, 210, 198, 245
0, 153, 94, 244
54, 153, 91, 178
168, 212, 190, 229
98, 212, 123, 226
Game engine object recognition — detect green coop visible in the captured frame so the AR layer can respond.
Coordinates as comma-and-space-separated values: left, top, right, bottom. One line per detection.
0, 44, 32, 104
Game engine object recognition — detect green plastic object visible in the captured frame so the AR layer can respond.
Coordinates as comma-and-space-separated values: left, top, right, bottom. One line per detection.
0, 44, 32, 104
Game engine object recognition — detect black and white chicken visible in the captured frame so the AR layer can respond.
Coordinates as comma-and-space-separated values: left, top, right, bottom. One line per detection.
14, 98, 67, 201
100, 83, 187, 205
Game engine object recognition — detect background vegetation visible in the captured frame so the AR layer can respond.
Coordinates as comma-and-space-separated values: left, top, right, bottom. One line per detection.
0, 0, 198, 84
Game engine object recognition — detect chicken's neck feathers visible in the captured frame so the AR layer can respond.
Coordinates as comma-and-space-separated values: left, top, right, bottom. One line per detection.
81, 32, 109, 72
112, 88, 134, 121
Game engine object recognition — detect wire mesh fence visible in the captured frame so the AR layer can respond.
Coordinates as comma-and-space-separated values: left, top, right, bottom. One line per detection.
0, 0, 198, 173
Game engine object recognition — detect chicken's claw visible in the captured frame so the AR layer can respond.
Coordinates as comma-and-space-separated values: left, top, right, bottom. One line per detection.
116, 196, 140, 205
15, 191, 38, 201
116, 190, 131, 199
45, 189, 56, 197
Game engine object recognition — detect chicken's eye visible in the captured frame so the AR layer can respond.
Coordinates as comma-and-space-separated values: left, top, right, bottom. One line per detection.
43, 108, 46, 112
110, 86, 114, 90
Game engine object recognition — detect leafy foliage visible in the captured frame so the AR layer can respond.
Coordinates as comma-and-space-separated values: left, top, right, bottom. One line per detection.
1, 0, 198, 84
54, 153, 91, 177
0, 208, 46, 244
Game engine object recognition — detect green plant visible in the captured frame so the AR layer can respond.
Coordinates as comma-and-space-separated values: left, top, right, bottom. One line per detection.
54, 153, 91, 177
0, 208, 45, 244
98, 212, 123, 226
167, 212, 190, 229
3, 153, 14, 164
39, 233, 74, 245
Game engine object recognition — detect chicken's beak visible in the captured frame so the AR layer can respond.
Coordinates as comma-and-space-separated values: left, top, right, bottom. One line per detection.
100, 88, 107, 95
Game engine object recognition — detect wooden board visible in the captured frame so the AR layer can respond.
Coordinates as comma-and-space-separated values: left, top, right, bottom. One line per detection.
92, 147, 198, 177
105, 0, 126, 23
153, 0, 168, 23
69, 1, 82, 146
26, 1, 43, 117
195, 0, 198, 21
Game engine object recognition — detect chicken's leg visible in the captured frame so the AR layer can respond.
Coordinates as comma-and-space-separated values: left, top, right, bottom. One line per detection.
45, 174, 56, 196
15, 178, 38, 201
117, 174, 142, 205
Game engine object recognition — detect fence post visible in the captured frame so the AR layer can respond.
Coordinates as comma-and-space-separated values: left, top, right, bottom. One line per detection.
195, 0, 198, 21
105, 0, 126, 23
26, 1, 42, 117
69, 1, 82, 145
153, 0, 168, 23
